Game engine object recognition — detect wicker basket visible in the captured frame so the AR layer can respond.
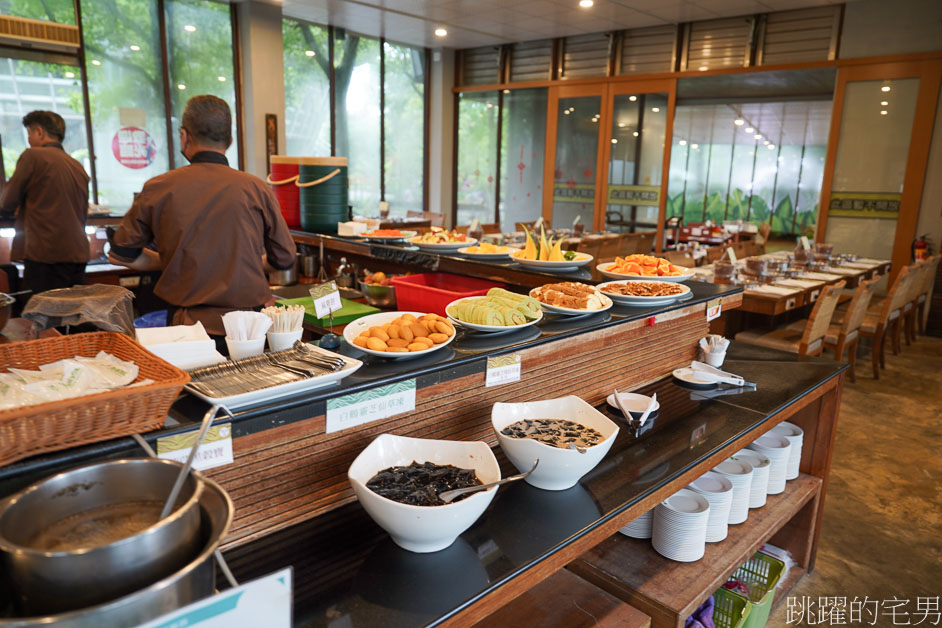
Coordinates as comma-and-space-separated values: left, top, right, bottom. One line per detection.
0, 332, 190, 467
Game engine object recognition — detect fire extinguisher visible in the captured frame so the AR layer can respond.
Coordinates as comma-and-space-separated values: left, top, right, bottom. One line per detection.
912, 234, 930, 261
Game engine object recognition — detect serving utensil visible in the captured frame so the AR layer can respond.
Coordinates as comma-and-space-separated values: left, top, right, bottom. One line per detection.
568, 444, 587, 454
637, 393, 657, 426
438, 459, 540, 504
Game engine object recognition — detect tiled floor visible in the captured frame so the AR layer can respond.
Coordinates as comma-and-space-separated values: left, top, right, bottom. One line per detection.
766, 335, 942, 626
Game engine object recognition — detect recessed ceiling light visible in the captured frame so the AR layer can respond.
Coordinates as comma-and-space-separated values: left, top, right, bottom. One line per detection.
763, 140, 769, 145
617, 122, 626, 128
305, 50, 315, 57
579, 0, 594, 7
184, 24, 196, 32
698, 66, 708, 71
880, 100, 888, 106
91, 59, 101, 66
632, 131, 639, 137
628, 95, 637, 102
880, 110, 888, 115
591, 118, 598, 123
503, 89, 510, 94
129, 44, 140, 51
564, 110, 571, 115
679, 140, 687, 146
881, 85, 890, 92
691, 143, 699, 149
745, 127, 754, 134
65, 71, 75, 78
177, 83, 186, 90
611, 138, 617, 144
754, 134, 762, 140
768, 144, 775, 149
218, 76, 227, 82
434, 27, 447, 37
651, 107, 660, 112
734, 119, 744, 126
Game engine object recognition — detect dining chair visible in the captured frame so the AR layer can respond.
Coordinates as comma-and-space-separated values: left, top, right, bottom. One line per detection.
635, 231, 656, 255
735, 281, 845, 356
597, 234, 623, 261
575, 236, 604, 262
853, 264, 915, 379
407, 211, 445, 228
757, 221, 772, 245
663, 250, 695, 268
515, 220, 551, 232
915, 254, 941, 335
617, 233, 642, 257
788, 276, 878, 383
705, 246, 725, 264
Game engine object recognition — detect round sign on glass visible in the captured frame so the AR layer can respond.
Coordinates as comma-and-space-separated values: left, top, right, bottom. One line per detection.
111, 127, 157, 169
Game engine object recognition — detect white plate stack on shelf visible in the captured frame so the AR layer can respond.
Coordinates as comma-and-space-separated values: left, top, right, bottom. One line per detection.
652, 489, 711, 562
619, 507, 654, 539
713, 459, 754, 525
733, 450, 772, 508
687, 471, 734, 542
747, 434, 792, 494
771, 421, 804, 480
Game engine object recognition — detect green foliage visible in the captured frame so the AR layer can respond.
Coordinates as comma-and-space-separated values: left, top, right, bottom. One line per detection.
749, 196, 771, 225
0, 0, 75, 23
667, 192, 684, 218
703, 192, 727, 224
771, 195, 795, 234
726, 188, 749, 221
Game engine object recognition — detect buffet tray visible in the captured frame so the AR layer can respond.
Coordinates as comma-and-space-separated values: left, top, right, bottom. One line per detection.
185, 343, 362, 409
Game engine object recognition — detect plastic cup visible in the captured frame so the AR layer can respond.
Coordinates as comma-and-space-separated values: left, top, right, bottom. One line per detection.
702, 350, 727, 368
267, 329, 303, 353
226, 336, 266, 361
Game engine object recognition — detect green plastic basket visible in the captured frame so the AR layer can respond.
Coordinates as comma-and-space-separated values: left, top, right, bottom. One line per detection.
733, 552, 786, 628
713, 587, 752, 628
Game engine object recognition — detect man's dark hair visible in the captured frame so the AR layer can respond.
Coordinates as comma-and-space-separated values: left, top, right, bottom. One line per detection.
22, 111, 66, 142
181, 95, 231, 148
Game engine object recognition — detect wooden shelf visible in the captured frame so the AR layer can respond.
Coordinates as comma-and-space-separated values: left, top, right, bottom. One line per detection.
569, 473, 822, 628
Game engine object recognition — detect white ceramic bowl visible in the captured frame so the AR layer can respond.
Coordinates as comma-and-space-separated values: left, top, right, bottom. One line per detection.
347, 434, 500, 553
491, 395, 619, 491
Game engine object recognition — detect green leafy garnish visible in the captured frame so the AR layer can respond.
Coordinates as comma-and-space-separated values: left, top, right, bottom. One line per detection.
563, 250, 577, 261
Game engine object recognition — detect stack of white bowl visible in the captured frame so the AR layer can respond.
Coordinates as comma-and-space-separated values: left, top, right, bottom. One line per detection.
652, 489, 711, 562
748, 433, 792, 494
771, 421, 804, 480
733, 449, 771, 508
687, 471, 734, 542
713, 459, 754, 524
619, 508, 654, 539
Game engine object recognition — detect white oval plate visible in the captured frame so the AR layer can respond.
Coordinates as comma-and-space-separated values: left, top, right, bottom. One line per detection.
445, 296, 542, 333
511, 251, 594, 272
361, 230, 417, 241
597, 280, 692, 306
409, 237, 477, 251
672, 367, 718, 389
597, 262, 695, 283
528, 286, 613, 316
456, 245, 513, 260
343, 311, 456, 359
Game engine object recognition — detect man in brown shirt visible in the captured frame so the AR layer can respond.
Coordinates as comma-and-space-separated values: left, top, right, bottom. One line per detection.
109, 95, 296, 336
0, 111, 90, 294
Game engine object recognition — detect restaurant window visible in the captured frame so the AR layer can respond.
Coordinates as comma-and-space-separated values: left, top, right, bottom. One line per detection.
0, 0, 75, 24
383, 42, 425, 217
165, 0, 238, 167
499, 88, 547, 231
80, 0, 170, 213
456, 91, 499, 226
282, 18, 330, 157
0, 57, 89, 179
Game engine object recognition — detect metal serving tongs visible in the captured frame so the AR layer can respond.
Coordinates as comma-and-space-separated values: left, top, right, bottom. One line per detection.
689, 361, 756, 388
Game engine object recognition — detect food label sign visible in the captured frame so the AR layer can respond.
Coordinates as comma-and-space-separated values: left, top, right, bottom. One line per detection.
326, 379, 416, 433
112, 126, 157, 169
157, 424, 233, 471
486, 354, 522, 387
706, 298, 722, 322
309, 281, 342, 319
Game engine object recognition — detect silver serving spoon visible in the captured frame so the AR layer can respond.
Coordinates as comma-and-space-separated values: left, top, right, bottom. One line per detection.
438, 459, 540, 504
568, 443, 588, 454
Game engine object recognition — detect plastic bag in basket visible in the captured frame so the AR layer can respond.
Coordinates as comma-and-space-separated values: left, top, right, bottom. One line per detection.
22, 284, 135, 335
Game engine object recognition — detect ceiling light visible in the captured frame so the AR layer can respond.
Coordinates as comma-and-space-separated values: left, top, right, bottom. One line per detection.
754, 134, 762, 140
218, 76, 227, 82
129, 44, 140, 51
880, 110, 888, 115
486, 103, 493, 108
632, 131, 639, 137
177, 83, 186, 90
880, 100, 888, 106
564, 110, 571, 115
679, 140, 687, 146
628, 95, 637, 102
698, 66, 708, 71
881, 85, 890, 92
434, 27, 447, 37
763, 140, 769, 145
579, 0, 594, 7
745, 127, 754, 133
305, 50, 315, 57
91, 59, 101, 66
691, 143, 699, 149
184, 24, 196, 32
611, 138, 618, 144
503, 89, 510, 94
591, 118, 598, 123
734, 119, 744, 126
617, 122, 626, 128
651, 107, 660, 113
65, 71, 75, 78
768, 144, 775, 149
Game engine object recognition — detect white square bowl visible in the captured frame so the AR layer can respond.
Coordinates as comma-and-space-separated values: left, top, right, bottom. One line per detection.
491, 396, 619, 491
348, 433, 500, 553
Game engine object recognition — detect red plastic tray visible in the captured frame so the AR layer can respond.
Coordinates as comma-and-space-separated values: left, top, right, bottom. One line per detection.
391, 273, 504, 316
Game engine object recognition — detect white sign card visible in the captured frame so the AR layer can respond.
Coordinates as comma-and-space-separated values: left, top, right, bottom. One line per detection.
309, 281, 342, 320
139, 568, 292, 628
326, 379, 417, 433
157, 424, 233, 471
800, 236, 811, 250
486, 354, 522, 387
706, 298, 723, 322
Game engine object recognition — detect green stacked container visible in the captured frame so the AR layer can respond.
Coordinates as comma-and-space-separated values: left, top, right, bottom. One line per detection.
297, 157, 349, 234
713, 587, 752, 628
733, 552, 786, 628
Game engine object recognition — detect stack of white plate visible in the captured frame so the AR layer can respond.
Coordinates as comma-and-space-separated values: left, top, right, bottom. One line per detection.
748, 433, 792, 494
771, 421, 804, 480
619, 508, 654, 539
733, 449, 771, 508
688, 471, 734, 542
713, 459, 754, 524
652, 489, 711, 562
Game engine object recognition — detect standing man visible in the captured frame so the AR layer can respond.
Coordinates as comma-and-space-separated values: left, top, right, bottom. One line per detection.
0, 111, 90, 294
109, 95, 296, 337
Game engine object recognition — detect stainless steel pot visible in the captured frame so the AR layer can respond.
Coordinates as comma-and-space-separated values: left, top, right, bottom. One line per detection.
0, 459, 204, 615
268, 255, 299, 286
0, 476, 233, 627
0, 293, 13, 332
